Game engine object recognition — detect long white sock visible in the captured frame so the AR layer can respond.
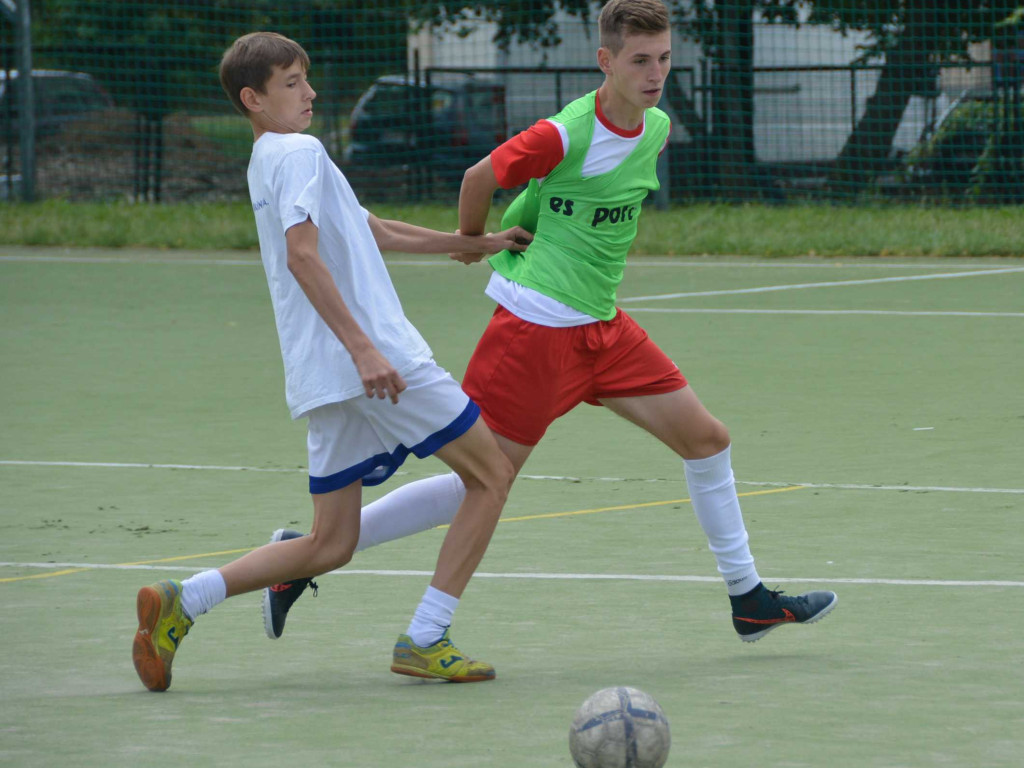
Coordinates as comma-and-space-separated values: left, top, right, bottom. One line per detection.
406, 585, 459, 647
180, 569, 227, 620
683, 446, 761, 596
355, 473, 465, 552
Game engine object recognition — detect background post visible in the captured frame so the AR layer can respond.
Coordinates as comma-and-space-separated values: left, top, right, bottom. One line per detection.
14, 0, 32, 201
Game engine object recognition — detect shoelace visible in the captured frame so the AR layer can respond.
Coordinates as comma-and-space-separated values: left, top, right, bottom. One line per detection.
768, 588, 809, 606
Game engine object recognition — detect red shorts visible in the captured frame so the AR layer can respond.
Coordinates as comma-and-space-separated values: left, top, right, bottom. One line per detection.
462, 306, 687, 446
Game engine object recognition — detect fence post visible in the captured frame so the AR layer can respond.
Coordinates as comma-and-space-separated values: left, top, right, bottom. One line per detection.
654, 89, 669, 209
14, 0, 33, 201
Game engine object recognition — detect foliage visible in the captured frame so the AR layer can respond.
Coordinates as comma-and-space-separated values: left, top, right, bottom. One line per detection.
902, 96, 1024, 201
418, 1, 1021, 59
407, 0, 594, 49
31, 0, 408, 114
904, 99, 996, 197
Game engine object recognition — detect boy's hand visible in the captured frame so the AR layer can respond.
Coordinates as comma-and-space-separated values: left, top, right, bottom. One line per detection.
449, 226, 533, 265
352, 347, 407, 403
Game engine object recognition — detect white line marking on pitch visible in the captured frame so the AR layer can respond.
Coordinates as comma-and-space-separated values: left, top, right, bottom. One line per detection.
0, 255, 263, 266
5, 253, 1023, 271
0, 459, 305, 473
1, 562, 1020, 587
619, 266, 1024, 302
737, 480, 1024, 494
2, 460, 1021, 495
628, 308, 1024, 318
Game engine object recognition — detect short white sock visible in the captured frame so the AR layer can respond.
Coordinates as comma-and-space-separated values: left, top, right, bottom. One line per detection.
406, 585, 459, 647
180, 569, 227, 620
356, 473, 465, 552
684, 446, 760, 596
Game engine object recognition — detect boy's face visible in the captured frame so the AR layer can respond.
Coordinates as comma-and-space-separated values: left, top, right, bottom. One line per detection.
245, 60, 316, 135
599, 30, 672, 111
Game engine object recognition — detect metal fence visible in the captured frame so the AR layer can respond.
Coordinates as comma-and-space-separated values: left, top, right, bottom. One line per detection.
2, 0, 1022, 205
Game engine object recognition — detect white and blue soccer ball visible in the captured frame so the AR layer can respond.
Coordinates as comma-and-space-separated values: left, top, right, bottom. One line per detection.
569, 686, 671, 768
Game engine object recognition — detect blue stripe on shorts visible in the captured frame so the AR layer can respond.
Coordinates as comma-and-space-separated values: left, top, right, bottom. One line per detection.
308, 399, 481, 495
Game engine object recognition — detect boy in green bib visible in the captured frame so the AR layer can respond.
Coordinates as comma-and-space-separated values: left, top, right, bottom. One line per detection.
266, 0, 837, 646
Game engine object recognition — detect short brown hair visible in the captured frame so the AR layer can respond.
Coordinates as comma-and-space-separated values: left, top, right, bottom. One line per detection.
219, 32, 310, 115
599, 0, 670, 54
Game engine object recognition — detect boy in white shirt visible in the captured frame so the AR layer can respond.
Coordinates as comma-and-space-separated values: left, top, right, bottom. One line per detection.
130, 31, 531, 692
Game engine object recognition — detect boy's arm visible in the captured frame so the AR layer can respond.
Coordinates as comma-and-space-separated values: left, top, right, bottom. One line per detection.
366, 208, 531, 260
448, 156, 505, 265
286, 217, 406, 403
453, 122, 563, 263
457, 155, 502, 239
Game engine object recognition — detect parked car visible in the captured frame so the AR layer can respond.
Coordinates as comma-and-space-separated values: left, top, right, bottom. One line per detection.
901, 92, 1005, 193
0, 69, 114, 140
341, 74, 507, 187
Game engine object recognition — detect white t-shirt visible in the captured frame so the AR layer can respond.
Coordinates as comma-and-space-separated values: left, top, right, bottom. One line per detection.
247, 132, 432, 418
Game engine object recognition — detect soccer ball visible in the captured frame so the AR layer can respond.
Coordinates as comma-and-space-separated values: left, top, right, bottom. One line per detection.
568, 686, 671, 768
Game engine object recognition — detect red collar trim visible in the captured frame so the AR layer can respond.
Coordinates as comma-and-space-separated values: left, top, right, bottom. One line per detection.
595, 91, 645, 138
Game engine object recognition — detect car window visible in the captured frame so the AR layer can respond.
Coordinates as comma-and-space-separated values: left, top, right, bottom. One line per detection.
430, 90, 455, 116
466, 88, 504, 129
362, 84, 423, 120
0, 74, 110, 129
49, 78, 92, 115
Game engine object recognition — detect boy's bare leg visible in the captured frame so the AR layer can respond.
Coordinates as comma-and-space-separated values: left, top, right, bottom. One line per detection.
263, 424, 534, 644
133, 479, 363, 692
425, 418, 515, 598
601, 386, 838, 640
219, 482, 363, 597
389, 418, 514, 682
600, 386, 728, 461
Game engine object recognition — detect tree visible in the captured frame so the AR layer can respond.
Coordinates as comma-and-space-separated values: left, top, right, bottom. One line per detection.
790, 1, 1021, 194
422, 1, 1019, 199
30, 0, 409, 200
33, 0, 409, 111
417, 0, 777, 199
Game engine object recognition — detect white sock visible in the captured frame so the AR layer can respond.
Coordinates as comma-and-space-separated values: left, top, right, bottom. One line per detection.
355, 473, 465, 552
683, 446, 761, 596
406, 585, 459, 647
180, 569, 227, 620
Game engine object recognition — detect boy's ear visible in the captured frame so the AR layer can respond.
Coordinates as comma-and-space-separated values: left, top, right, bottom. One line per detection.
597, 46, 613, 75
240, 86, 263, 113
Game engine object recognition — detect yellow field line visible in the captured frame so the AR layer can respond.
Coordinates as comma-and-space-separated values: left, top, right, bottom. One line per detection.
0, 486, 804, 583
489, 485, 803, 525
0, 548, 255, 584
1, 567, 93, 582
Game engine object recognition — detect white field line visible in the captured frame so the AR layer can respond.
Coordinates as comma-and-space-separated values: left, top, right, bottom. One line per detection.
0, 459, 306, 473
4, 253, 1023, 270
619, 266, 1024, 302
624, 259, 1024, 270
0, 254, 263, 266
2, 460, 1021, 495
1, 561, 1021, 587
628, 308, 1024, 318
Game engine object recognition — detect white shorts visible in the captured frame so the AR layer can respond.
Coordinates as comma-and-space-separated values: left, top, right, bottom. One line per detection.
306, 361, 479, 494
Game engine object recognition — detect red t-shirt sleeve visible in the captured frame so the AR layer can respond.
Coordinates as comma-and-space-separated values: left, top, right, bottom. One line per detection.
490, 120, 565, 189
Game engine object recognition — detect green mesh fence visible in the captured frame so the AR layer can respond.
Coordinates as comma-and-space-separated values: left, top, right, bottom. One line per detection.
1, 0, 1022, 205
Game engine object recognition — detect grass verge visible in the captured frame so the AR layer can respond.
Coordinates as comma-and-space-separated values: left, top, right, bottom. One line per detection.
1, 199, 1022, 256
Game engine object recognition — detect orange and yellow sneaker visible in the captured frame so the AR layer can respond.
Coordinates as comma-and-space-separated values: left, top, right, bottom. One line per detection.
132, 579, 193, 691
391, 630, 495, 683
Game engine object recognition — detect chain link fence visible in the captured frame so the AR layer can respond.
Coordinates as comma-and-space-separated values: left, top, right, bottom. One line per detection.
2, 0, 1022, 205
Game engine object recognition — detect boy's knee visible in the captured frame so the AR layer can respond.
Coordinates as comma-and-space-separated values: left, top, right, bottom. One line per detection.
462, 453, 514, 503
307, 533, 356, 572
709, 419, 731, 452
676, 417, 730, 460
